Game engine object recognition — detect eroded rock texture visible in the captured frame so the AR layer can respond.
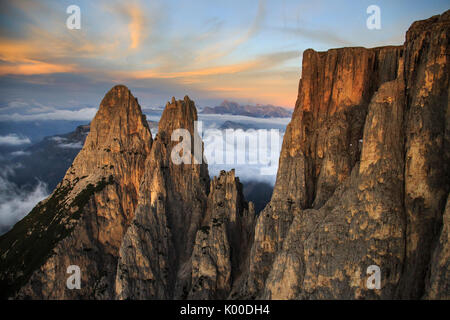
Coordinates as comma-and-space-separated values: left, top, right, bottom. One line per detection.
114, 99, 256, 300
425, 194, 450, 299
398, 12, 450, 298
0, 89, 254, 300
0, 85, 153, 299
188, 170, 255, 299
115, 96, 210, 299
236, 10, 449, 299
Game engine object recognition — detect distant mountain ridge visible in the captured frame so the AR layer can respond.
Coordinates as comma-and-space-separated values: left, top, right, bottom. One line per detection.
202, 100, 292, 118
218, 121, 254, 130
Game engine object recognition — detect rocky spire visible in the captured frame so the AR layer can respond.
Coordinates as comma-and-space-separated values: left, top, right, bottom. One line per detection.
0, 85, 153, 299
158, 95, 198, 135
188, 170, 255, 299
65, 84, 152, 222
115, 96, 210, 299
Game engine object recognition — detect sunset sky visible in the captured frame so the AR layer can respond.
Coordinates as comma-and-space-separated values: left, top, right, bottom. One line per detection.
0, 0, 448, 121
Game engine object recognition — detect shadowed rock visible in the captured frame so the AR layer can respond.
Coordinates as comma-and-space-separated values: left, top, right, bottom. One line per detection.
115, 96, 210, 299
0, 85, 153, 299
188, 170, 255, 299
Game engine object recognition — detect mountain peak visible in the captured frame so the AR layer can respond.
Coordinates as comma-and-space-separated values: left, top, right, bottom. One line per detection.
61, 84, 153, 196
99, 85, 140, 113
0, 85, 154, 299
159, 95, 198, 136
88, 85, 151, 150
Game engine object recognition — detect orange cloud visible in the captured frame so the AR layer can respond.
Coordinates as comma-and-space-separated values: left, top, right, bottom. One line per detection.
127, 5, 145, 49
0, 59, 74, 76
206, 79, 297, 108
0, 39, 75, 75
0, 40, 39, 62
129, 51, 298, 79
0, 1, 298, 106
122, 50, 299, 107
107, 2, 147, 50
129, 60, 261, 79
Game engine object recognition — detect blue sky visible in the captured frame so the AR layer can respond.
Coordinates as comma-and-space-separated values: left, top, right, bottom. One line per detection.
0, 0, 448, 121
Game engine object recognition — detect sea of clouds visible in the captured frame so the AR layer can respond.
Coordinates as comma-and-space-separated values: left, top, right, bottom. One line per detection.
147, 113, 290, 184
0, 165, 48, 235
0, 113, 290, 234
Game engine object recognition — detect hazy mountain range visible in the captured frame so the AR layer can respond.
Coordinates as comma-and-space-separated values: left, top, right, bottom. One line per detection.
201, 100, 293, 118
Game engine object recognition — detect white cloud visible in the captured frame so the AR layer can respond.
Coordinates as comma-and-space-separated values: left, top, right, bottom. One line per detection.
10, 150, 31, 156
202, 128, 284, 185
198, 113, 291, 127
0, 172, 48, 235
49, 136, 67, 142
0, 134, 31, 145
0, 107, 97, 121
57, 141, 83, 149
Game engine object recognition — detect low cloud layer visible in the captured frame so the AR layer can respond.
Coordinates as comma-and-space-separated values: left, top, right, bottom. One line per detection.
203, 128, 283, 185
0, 168, 48, 235
0, 107, 97, 122
0, 134, 31, 145
57, 141, 83, 149
10, 150, 31, 157
49, 136, 83, 149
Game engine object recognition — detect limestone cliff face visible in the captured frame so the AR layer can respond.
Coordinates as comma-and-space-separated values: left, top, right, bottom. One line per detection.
240, 45, 403, 299
188, 170, 255, 299
425, 194, 450, 299
237, 11, 449, 299
398, 11, 450, 298
115, 96, 210, 299
0, 85, 153, 299
262, 77, 407, 299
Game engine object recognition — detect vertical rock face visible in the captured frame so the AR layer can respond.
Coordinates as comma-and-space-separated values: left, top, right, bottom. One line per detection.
0, 85, 153, 299
188, 170, 255, 299
275, 46, 402, 210
398, 12, 450, 298
237, 10, 449, 299
263, 77, 407, 299
240, 45, 403, 299
115, 96, 210, 299
425, 195, 450, 299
